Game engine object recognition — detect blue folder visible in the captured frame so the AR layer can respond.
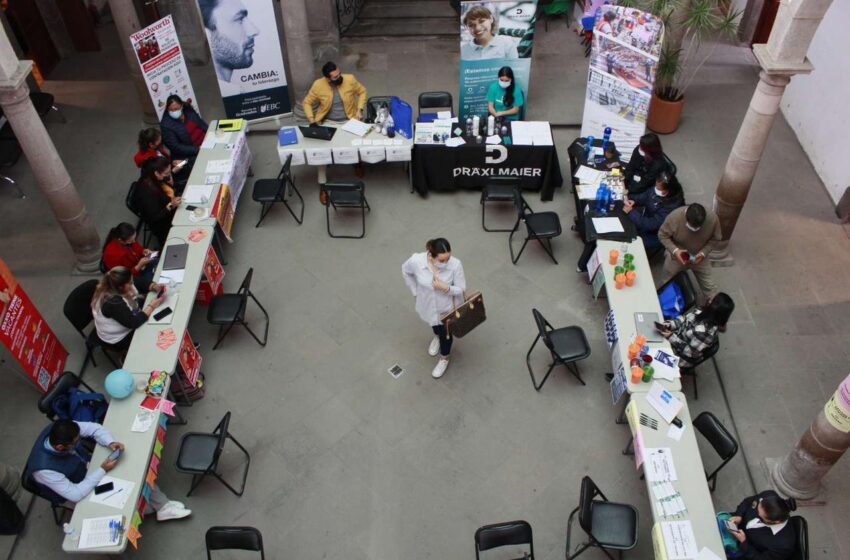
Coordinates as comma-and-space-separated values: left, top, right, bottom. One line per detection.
278, 127, 298, 146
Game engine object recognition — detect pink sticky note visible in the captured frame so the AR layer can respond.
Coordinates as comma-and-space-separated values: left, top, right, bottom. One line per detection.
634, 430, 646, 469
149, 454, 160, 474
159, 399, 176, 417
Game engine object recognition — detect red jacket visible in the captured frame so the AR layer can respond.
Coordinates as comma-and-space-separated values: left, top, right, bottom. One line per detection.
133, 145, 171, 169
102, 239, 145, 276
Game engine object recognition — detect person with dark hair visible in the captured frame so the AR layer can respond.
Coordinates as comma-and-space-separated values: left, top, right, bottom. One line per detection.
160, 95, 208, 161
658, 292, 734, 368
134, 156, 181, 245
302, 61, 368, 126
724, 490, 797, 560
25, 419, 191, 521
134, 128, 190, 182
198, 0, 259, 85
623, 172, 685, 252
102, 223, 158, 292
402, 238, 467, 379
658, 202, 722, 297
486, 66, 524, 121
91, 267, 165, 352
461, 5, 518, 60
624, 133, 672, 194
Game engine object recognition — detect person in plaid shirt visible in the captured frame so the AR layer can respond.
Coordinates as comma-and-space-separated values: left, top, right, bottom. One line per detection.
659, 293, 734, 368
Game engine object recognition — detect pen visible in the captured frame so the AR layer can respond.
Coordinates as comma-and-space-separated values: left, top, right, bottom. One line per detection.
102, 487, 124, 502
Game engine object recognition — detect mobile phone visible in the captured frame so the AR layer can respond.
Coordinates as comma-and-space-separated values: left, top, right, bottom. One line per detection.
724, 520, 739, 532
654, 321, 667, 332
156, 286, 166, 298
106, 448, 122, 462
153, 307, 172, 321
150, 251, 159, 259
174, 160, 187, 169
185, 205, 198, 211
94, 481, 114, 495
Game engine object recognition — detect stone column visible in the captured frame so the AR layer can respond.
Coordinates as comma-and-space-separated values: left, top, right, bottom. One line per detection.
33, 0, 74, 58
280, 0, 316, 103
306, 0, 340, 62
770, 374, 850, 499
0, 33, 101, 272
161, 0, 209, 66
709, 0, 832, 265
107, 0, 158, 123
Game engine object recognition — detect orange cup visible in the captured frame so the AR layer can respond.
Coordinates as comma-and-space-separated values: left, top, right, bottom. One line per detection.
628, 343, 640, 360
631, 365, 643, 384
609, 249, 619, 265
635, 335, 647, 347
615, 273, 626, 289
625, 270, 636, 287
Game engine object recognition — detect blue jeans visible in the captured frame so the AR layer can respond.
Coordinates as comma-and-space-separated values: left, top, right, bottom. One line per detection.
431, 325, 453, 357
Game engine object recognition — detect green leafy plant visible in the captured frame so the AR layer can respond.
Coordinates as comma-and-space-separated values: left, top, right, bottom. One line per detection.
620, 0, 742, 101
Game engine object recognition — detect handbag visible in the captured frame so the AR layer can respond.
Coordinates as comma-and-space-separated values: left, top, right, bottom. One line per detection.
440, 291, 486, 338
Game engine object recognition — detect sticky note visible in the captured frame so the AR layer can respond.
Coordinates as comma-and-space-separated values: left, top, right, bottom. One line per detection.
127, 525, 141, 548
131, 511, 142, 529
142, 483, 151, 501
159, 399, 176, 417
145, 468, 157, 487
149, 454, 160, 474
153, 440, 163, 458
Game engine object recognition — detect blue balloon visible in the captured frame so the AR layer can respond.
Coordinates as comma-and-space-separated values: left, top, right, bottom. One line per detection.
104, 369, 135, 399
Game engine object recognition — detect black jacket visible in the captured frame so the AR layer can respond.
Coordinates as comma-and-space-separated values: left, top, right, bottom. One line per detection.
732, 491, 796, 560
627, 187, 685, 234
160, 105, 208, 160
624, 146, 671, 194
133, 180, 174, 243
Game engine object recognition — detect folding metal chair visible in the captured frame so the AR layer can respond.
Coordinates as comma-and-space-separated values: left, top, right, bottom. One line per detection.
207, 268, 269, 350
322, 181, 370, 239
509, 195, 562, 264
693, 411, 738, 492
481, 177, 521, 232
526, 309, 590, 390
475, 520, 534, 559
206, 526, 264, 559
566, 476, 638, 560
251, 154, 304, 227
176, 412, 251, 497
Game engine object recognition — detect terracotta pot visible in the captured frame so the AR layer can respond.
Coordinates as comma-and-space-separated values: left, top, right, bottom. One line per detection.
647, 93, 685, 134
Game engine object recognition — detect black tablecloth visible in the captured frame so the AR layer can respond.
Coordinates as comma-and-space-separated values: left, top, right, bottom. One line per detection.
412, 140, 564, 201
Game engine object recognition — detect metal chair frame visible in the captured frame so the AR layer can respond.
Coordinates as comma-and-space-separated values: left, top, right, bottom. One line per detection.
526, 309, 589, 391
252, 154, 304, 227
509, 196, 561, 264
322, 181, 370, 239
177, 412, 251, 497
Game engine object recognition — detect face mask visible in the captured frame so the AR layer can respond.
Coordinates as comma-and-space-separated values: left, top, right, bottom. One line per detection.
435, 261, 448, 270
638, 147, 646, 157
331, 76, 343, 86
168, 109, 182, 119
498, 80, 511, 89
686, 223, 701, 232
654, 187, 665, 196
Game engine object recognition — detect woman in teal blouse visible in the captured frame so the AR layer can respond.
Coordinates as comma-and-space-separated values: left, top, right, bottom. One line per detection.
486, 66, 524, 121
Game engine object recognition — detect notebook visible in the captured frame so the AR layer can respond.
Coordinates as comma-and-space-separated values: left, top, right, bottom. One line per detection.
278, 127, 298, 146
162, 243, 188, 271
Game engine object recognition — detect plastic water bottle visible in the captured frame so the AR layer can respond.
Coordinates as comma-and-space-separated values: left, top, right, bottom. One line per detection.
595, 183, 609, 213
602, 126, 612, 152
585, 135, 595, 159
607, 188, 615, 213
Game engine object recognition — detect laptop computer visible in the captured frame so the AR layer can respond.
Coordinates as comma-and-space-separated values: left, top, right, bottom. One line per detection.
162, 243, 189, 271
634, 312, 664, 343
299, 125, 336, 141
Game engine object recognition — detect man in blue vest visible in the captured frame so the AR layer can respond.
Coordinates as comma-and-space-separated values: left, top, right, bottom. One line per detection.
25, 419, 191, 521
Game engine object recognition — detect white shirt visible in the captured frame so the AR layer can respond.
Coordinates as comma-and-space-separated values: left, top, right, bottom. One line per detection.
402, 252, 466, 326
32, 421, 115, 503
461, 35, 519, 61
746, 516, 788, 535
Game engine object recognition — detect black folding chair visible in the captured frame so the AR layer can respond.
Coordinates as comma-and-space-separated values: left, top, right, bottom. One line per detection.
789, 516, 809, 560
526, 309, 590, 391
657, 271, 699, 316
509, 196, 562, 264
251, 154, 304, 227
207, 268, 269, 350
206, 526, 265, 559
692, 411, 738, 492
418, 91, 453, 119
475, 520, 534, 559
566, 476, 638, 560
63, 280, 122, 377
20, 468, 75, 525
481, 177, 521, 232
176, 411, 251, 497
30, 91, 67, 122
679, 339, 720, 400
365, 95, 393, 123
321, 181, 370, 239
125, 181, 151, 246
37, 372, 94, 420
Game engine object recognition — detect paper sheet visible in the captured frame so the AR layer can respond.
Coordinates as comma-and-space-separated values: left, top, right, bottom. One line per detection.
645, 447, 678, 482
182, 184, 214, 205
634, 430, 645, 469
646, 382, 684, 423
591, 217, 625, 234
205, 159, 231, 174
437, 110, 452, 119
158, 269, 185, 285
341, 119, 371, 137
577, 184, 601, 199
485, 135, 501, 145
204, 173, 222, 185
444, 137, 466, 148
201, 131, 232, 149
667, 422, 686, 441
697, 547, 723, 560
510, 121, 553, 145
88, 477, 135, 509
574, 165, 606, 185
131, 409, 156, 432
79, 515, 124, 549
652, 349, 681, 380
661, 521, 699, 560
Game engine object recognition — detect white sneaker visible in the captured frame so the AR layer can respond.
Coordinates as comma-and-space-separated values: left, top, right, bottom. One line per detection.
428, 337, 440, 357
165, 500, 186, 510
432, 358, 449, 379
156, 502, 192, 522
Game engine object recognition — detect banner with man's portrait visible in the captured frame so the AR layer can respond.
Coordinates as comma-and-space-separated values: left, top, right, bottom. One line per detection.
197, 0, 292, 120
458, 1, 537, 122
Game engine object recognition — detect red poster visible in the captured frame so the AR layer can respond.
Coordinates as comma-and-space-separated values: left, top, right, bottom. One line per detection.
0, 259, 68, 392
178, 330, 202, 387
211, 184, 235, 242
203, 246, 225, 293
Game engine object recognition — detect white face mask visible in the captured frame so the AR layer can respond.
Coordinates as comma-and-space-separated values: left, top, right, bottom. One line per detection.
638, 147, 646, 157
686, 223, 701, 232
168, 109, 182, 120
498, 80, 511, 89
435, 261, 448, 270
654, 187, 665, 196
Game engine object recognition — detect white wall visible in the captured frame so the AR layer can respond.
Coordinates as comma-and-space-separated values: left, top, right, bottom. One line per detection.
781, 0, 850, 204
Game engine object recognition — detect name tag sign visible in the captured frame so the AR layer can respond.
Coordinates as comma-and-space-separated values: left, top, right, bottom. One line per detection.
305, 148, 332, 165
359, 147, 386, 164
332, 147, 359, 164
385, 146, 412, 162
278, 148, 305, 166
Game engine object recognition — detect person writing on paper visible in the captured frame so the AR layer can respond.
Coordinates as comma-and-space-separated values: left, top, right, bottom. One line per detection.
487, 66, 524, 121
102, 223, 158, 293
25, 419, 191, 522
461, 6, 518, 60
624, 133, 672, 194
657, 292, 734, 368
402, 238, 467, 379
160, 95, 208, 161
134, 128, 190, 184
723, 491, 797, 560
303, 61, 368, 126
658, 203, 722, 297
91, 267, 166, 352
134, 157, 182, 246
198, 0, 259, 86
622, 172, 685, 252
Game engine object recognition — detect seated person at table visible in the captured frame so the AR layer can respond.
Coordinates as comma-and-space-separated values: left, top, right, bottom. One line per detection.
91, 267, 166, 352
160, 95, 208, 161
135, 157, 182, 246
586, 141, 622, 170
134, 127, 191, 184
102, 222, 158, 293
622, 172, 685, 252
724, 490, 797, 560
303, 61, 368, 126
487, 66, 524, 121
25, 419, 191, 521
624, 132, 672, 194
658, 292, 734, 368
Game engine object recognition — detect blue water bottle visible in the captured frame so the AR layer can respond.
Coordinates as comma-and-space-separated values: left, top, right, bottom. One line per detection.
585, 135, 595, 159
602, 126, 612, 152
596, 183, 608, 213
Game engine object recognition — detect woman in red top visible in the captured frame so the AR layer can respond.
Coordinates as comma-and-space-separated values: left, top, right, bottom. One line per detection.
134, 128, 190, 185
102, 223, 158, 292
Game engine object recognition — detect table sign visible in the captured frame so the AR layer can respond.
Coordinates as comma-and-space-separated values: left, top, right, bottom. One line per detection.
278, 148, 306, 166
202, 246, 225, 293
305, 148, 333, 165
332, 147, 359, 164
178, 330, 202, 387
359, 147, 386, 164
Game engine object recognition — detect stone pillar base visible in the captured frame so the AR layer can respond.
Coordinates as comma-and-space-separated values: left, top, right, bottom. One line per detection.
708, 240, 736, 267
765, 456, 823, 501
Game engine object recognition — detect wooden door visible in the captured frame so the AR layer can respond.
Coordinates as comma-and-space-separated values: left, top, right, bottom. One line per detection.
752, 0, 780, 44
56, 0, 100, 51
5, 0, 60, 75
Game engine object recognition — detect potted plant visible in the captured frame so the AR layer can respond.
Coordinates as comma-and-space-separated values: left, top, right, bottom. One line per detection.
621, 0, 741, 133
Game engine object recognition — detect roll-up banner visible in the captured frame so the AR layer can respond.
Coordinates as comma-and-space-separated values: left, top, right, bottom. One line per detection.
459, 1, 537, 122
198, 0, 292, 120
580, 6, 664, 160
0, 259, 67, 392
130, 15, 200, 119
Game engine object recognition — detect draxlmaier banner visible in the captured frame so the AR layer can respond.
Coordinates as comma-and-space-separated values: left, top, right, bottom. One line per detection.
459, 1, 537, 121
197, 0, 292, 120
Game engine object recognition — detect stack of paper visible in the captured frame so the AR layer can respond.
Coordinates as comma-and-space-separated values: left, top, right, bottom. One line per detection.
644, 447, 678, 481
652, 349, 681, 380
182, 184, 214, 205
646, 382, 684, 423
574, 165, 607, 185
78, 515, 124, 549
660, 521, 699, 560
591, 217, 624, 234
341, 119, 371, 137
510, 121, 553, 146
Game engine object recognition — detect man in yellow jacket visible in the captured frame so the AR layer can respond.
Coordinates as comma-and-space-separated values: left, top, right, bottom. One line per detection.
303, 61, 368, 125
